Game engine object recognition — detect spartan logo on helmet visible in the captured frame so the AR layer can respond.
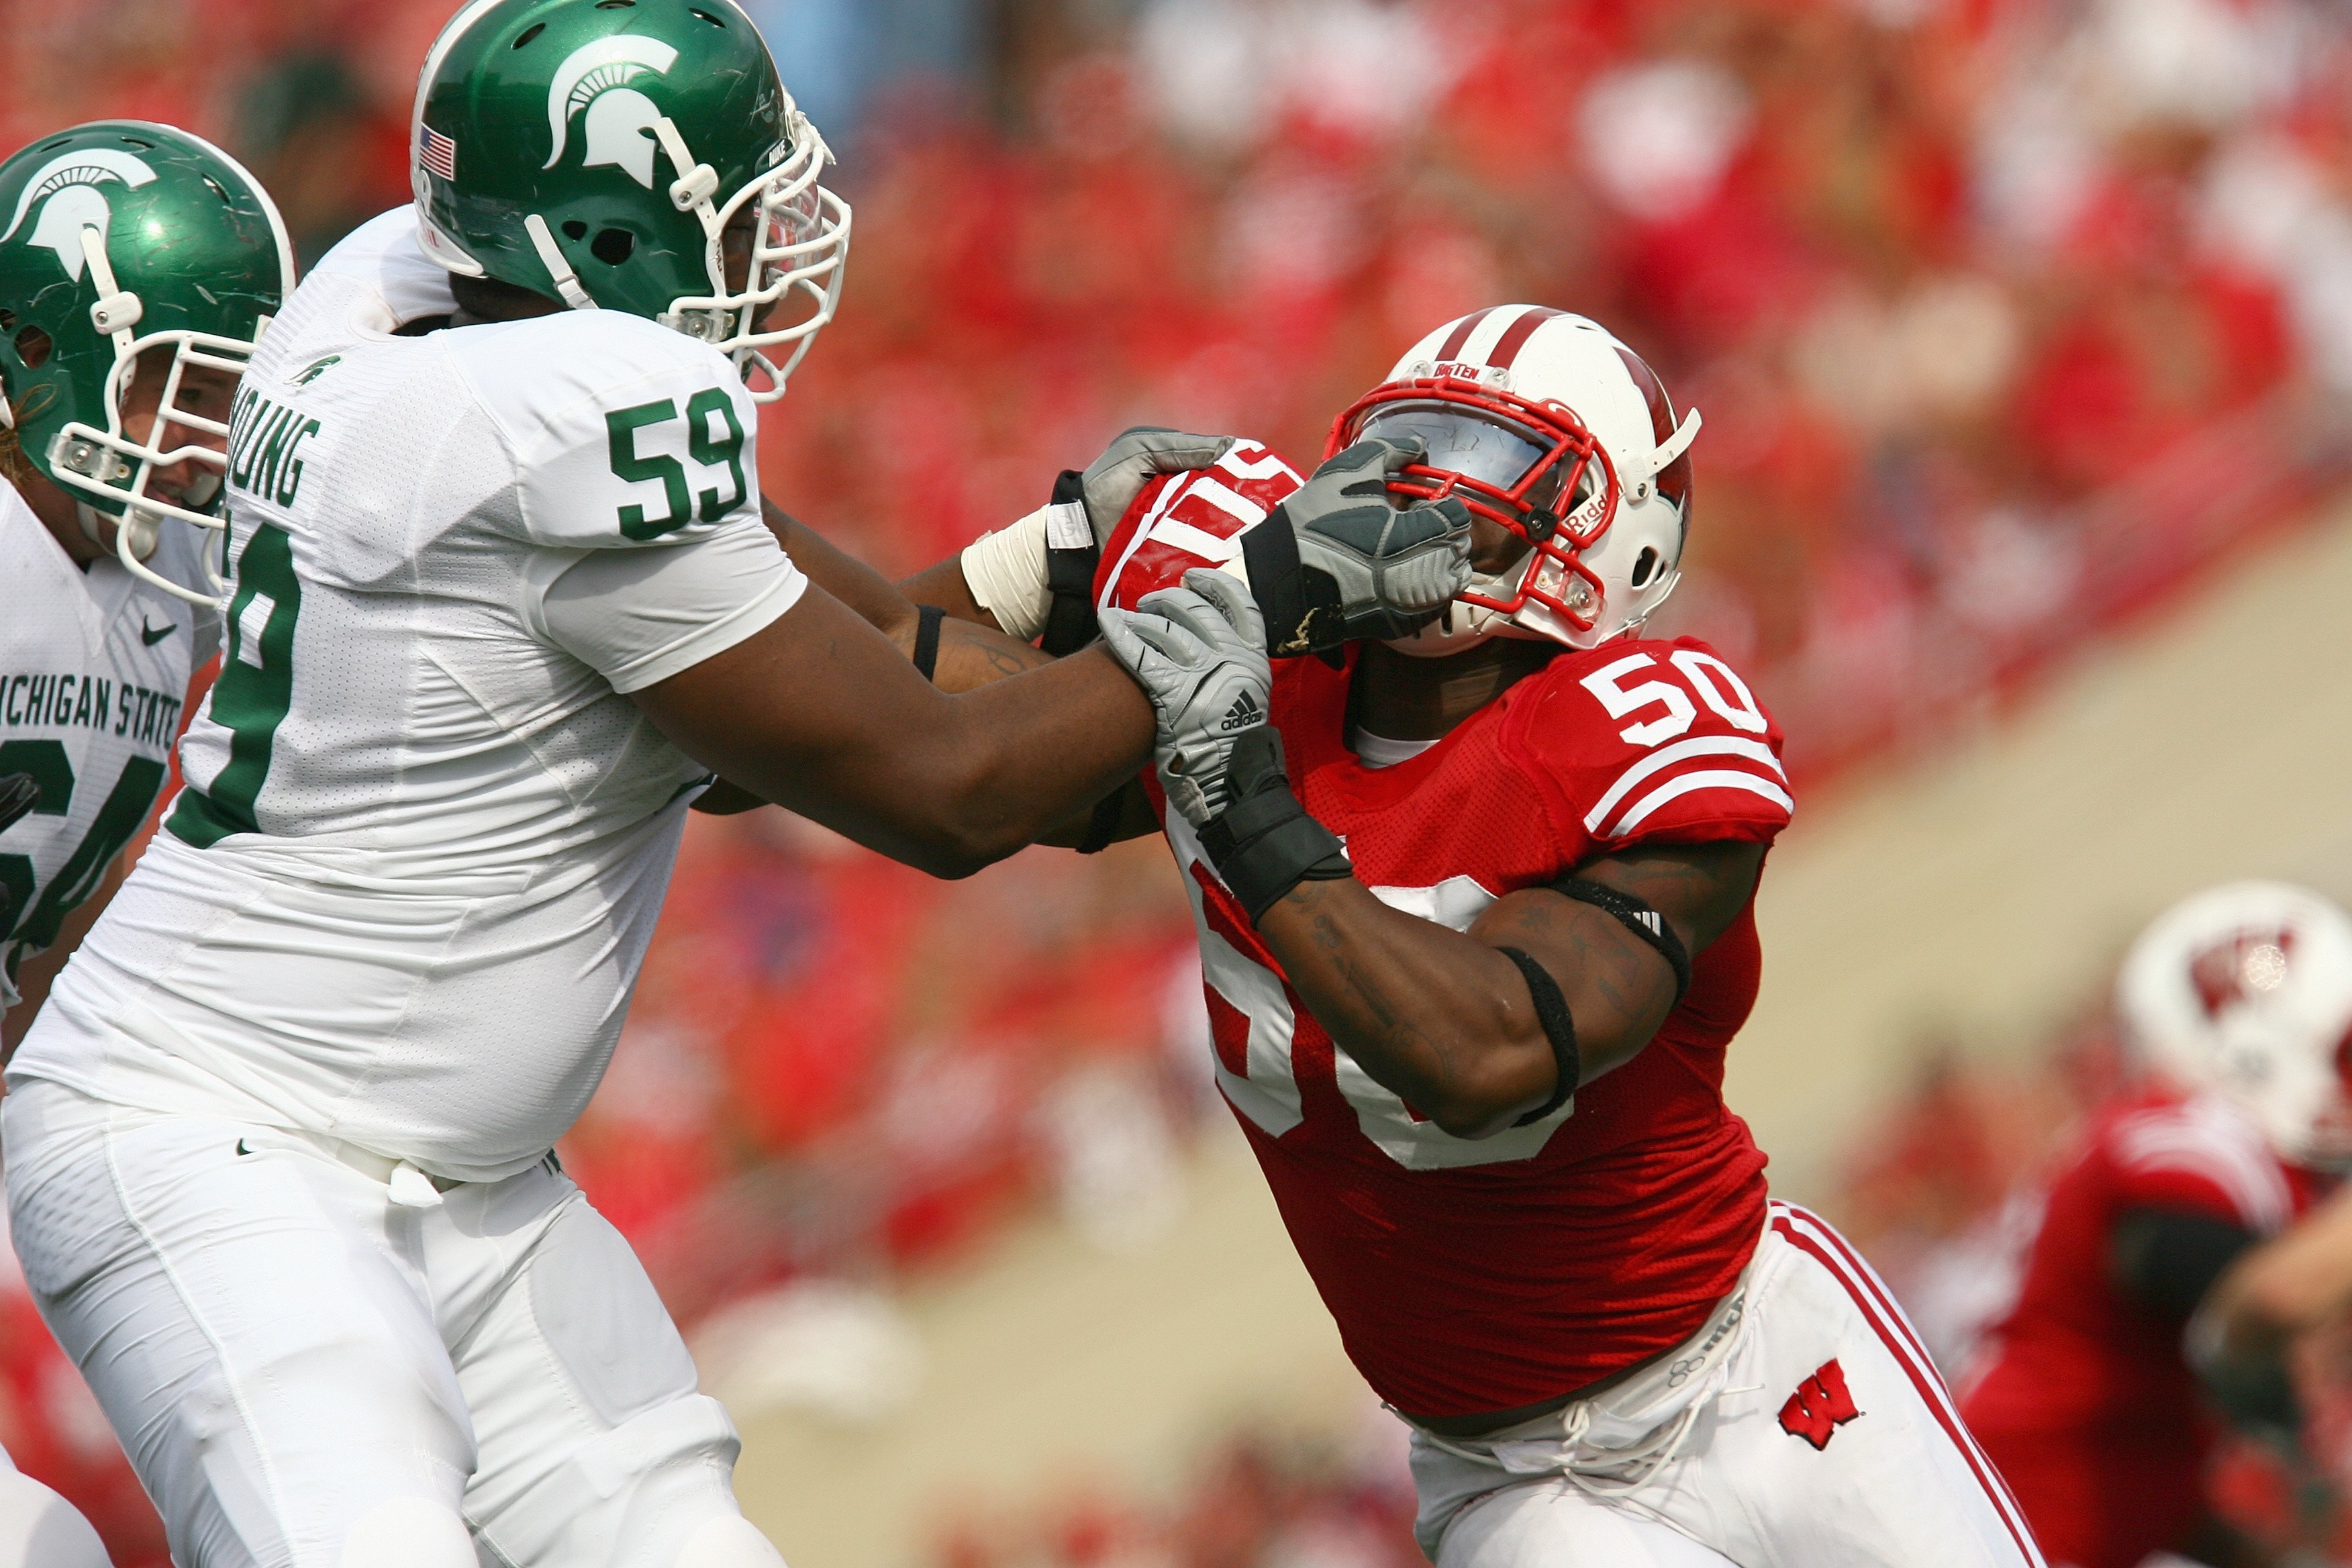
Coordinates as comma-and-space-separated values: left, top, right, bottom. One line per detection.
544, 35, 679, 189
0, 148, 157, 283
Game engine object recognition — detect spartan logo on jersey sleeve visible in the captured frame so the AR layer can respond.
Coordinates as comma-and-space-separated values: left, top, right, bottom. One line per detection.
0, 148, 157, 283
544, 36, 679, 188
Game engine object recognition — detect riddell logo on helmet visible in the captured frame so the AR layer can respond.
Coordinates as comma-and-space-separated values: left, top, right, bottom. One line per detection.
2192, 928, 2296, 1018
544, 36, 680, 189
1, 148, 158, 283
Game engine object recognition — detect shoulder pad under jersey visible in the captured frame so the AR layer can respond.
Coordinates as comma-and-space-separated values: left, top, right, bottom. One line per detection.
441, 311, 762, 550
1508, 636, 1793, 852
303, 207, 461, 330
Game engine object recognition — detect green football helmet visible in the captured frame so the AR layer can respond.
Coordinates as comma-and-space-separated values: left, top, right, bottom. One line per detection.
0, 121, 293, 603
413, 0, 850, 401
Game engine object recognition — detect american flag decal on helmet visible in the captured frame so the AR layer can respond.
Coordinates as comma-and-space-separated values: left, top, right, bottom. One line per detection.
418, 125, 458, 181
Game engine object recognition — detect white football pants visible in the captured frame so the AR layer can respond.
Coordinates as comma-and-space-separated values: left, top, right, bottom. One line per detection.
1, 1079, 783, 1568
0, 1445, 111, 1568
1410, 1203, 2045, 1568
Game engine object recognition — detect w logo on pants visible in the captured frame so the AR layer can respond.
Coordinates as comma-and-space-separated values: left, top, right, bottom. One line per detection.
1778, 1358, 1862, 1450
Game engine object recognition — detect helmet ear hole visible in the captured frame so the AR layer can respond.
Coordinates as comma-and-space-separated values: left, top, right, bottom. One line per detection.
561, 219, 588, 242
512, 21, 546, 47
1630, 547, 1661, 589
13, 326, 52, 370
590, 228, 636, 266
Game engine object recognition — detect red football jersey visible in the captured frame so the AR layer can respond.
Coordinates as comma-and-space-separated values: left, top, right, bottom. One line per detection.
1101, 464, 1796, 1418
1960, 1089, 2320, 1568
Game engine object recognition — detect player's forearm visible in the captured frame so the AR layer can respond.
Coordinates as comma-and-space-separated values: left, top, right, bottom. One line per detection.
757, 500, 1057, 690
761, 499, 920, 640
2204, 1186, 2352, 1353
1257, 878, 1559, 1138
638, 591, 1151, 877
898, 556, 999, 628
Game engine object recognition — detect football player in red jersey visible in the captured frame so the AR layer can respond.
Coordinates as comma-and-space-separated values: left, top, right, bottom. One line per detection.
921, 305, 2043, 1567
1960, 883, 2352, 1568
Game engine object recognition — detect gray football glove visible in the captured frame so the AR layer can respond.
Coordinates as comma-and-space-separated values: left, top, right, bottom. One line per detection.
1244, 437, 1475, 656
1080, 427, 1240, 546
1097, 570, 1272, 830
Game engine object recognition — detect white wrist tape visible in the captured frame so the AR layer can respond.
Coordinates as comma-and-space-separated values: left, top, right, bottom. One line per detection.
959, 506, 1055, 642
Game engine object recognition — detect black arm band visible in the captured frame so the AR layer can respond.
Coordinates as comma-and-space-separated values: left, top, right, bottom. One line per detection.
1197, 728, 1351, 922
1498, 946, 1580, 1126
1075, 791, 1126, 855
1039, 469, 1103, 658
912, 603, 946, 683
1548, 878, 1692, 1003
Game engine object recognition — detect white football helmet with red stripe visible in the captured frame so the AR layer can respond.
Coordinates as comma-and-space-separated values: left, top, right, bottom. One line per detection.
1328, 305, 1700, 655
2118, 881, 2352, 1168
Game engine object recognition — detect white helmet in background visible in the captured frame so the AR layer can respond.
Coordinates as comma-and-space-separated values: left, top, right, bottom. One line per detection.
1324, 305, 1700, 655
2117, 881, 2352, 1167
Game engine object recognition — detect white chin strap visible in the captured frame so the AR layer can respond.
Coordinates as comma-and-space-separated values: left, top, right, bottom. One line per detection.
77, 500, 159, 561
524, 213, 599, 312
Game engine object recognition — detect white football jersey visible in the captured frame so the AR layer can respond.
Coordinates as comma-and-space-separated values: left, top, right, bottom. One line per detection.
11, 209, 806, 1181
0, 487, 218, 1010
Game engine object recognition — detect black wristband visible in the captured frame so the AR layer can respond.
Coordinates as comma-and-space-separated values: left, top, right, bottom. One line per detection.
1040, 469, 1102, 658
1547, 877, 1692, 1003
1196, 728, 1351, 922
912, 603, 946, 683
1075, 791, 1126, 855
1497, 946, 1580, 1126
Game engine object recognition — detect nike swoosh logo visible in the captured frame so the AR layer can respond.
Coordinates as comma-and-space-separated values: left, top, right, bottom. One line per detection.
141, 619, 177, 646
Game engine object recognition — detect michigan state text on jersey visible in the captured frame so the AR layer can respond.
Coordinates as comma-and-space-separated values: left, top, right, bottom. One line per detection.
0, 118, 293, 1568
0, 121, 289, 1022
0, 0, 1204, 1561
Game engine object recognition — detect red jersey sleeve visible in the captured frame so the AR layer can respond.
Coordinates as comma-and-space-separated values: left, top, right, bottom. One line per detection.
1093, 442, 1305, 612
2096, 1097, 2298, 1234
1501, 636, 1794, 861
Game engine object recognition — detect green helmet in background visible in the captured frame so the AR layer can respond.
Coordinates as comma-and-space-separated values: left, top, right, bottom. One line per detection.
0, 121, 294, 603
413, 0, 851, 401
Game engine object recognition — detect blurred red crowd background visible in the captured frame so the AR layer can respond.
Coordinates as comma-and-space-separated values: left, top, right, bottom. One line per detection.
10, 0, 2352, 1562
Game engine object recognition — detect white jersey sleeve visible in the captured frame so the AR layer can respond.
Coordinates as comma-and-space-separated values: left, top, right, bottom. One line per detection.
528, 520, 805, 693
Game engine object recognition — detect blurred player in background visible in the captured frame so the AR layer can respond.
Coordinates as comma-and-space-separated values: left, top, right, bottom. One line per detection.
1961, 883, 2352, 1568
0, 119, 293, 1568
0, 2, 1471, 1564
928, 305, 2047, 1566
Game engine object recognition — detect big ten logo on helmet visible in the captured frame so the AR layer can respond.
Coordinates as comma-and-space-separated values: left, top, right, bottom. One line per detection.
546, 36, 679, 189
224, 384, 325, 509
1, 148, 156, 283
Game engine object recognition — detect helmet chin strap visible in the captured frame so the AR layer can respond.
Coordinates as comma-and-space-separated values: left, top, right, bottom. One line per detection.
524, 214, 600, 312
77, 499, 159, 561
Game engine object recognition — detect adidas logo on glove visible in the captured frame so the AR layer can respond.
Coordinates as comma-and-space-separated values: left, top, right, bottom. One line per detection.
1220, 693, 1264, 732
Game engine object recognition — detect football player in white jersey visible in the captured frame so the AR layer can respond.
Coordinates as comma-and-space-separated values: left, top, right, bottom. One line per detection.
0, 5, 1471, 1567
0, 120, 295, 1568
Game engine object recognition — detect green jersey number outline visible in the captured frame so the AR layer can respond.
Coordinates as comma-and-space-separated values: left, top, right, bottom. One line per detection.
168, 522, 301, 848
1, 739, 169, 969
605, 388, 748, 540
